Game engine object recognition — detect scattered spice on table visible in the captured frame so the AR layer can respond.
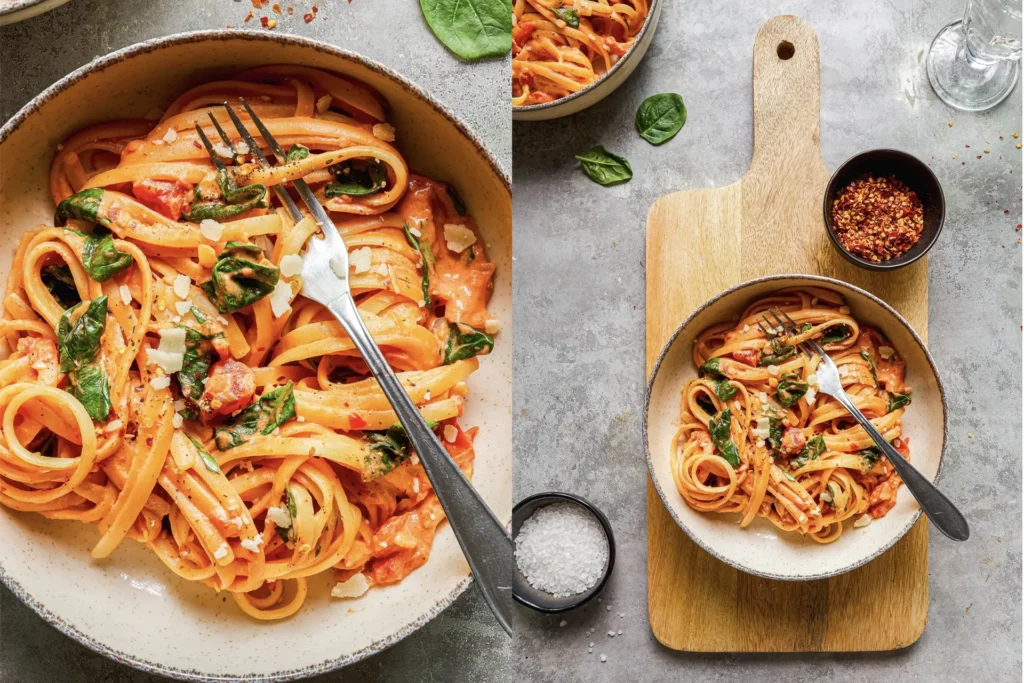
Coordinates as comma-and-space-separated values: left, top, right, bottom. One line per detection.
831, 174, 925, 262
515, 502, 609, 597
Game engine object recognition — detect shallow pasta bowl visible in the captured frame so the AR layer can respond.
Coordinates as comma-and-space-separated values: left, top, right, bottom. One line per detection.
0, 31, 511, 681
512, 0, 663, 121
0, 0, 73, 25
643, 274, 946, 581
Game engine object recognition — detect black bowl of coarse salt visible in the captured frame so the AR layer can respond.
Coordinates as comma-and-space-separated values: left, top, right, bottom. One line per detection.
512, 492, 614, 613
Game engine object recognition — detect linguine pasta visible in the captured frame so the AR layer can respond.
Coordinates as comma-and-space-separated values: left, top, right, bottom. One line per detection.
670, 288, 911, 544
0, 66, 499, 619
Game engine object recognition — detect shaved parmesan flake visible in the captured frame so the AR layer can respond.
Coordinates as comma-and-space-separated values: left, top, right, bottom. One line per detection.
444, 224, 477, 253
372, 123, 395, 142
148, 328, 187, 373
266, 506, 291, 529
106, 419, 123, 433
484, 319, 502, 335
316, 95, 332, 113
349, 247, 372, 273
409, 225, 422, 238
175, 301, 192, 316
199, 219, 224, 241
235, 141, 250, 155
173, 399, 186, 412
213, 544, 229, 560
807, 373, 818, 386
331, 573, 369, 599
329, 257, 347, 279
119, 284, 132, 306
162, 128, 178, 143
854, 514, 872, 528
767, 364, 780, 376
172, 274, 191, 299
212, 143, 233, 158
150, 375, 171, 390
879, 346, 895, 360
172, 412, 184, 429
804, 387, 817, 405
279, 254, 303, 277
752, 417, 771, 440
240, 536, 263, 553
443, 425, 458, 443
269, 280, 293, 318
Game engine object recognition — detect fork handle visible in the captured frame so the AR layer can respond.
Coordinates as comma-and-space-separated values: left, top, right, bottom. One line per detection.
832, 392, 969, 541
326, 293, 515, 635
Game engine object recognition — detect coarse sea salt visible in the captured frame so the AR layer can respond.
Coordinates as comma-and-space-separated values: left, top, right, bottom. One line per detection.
514, 502, 609, 598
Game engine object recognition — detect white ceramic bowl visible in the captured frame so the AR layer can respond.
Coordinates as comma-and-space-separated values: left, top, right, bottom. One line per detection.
0, 31, 511, 681
0, 0, 73, 25
644, 274, 946, 581
512, 0, 663, 121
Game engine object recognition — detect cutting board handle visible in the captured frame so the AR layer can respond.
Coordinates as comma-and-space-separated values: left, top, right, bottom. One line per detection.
750, 15, 827, 174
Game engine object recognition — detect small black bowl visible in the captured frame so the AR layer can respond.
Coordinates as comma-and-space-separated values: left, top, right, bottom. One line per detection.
823, 149, 945, 271
511, 492, 615, 614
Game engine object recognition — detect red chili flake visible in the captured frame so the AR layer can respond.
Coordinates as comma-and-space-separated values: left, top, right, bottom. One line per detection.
350, 414, 367, 429
977, 155, 982, 159
304, 12, 314, 22
271, 2, 282, 13
830, 174, 925, 262
260, 16, 269, 27
1016, 224, 1021, 231
244, 10, 253, 21
1000, 136, 1004, 140
965, 144, 970, 148
251, 0, 265, 8
1005, 209, 1010, 214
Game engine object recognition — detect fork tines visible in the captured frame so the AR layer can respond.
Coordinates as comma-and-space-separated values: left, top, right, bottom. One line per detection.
762, 307, 821, 360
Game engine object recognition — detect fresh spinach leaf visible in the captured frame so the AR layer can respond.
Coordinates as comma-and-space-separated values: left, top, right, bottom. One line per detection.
82, 230, 132, 282
178, 327, 222, 402
575, 146, 632, 186
635, 93, 687, 145
715, 379, 737, 401
551, 6, 579, 27
888, 393, 912, 412
443, 322, 494, 364
214, 381, 296, 450
708, 408, 740, 467
183, 169, 267, 222
420, 0, 513, 61
200, 242, 280, 313
404, 223, 432, 306
42, 264, 80, 309
55, 188, 109, 228
275, 488, 299, 543
860, 446, 881, 472
57, 297, 111, 421
186, 434, 222, 474
364, 420, 439, 478
325, 159, 388, 197
698, 356, 723, 377
776, 380, 808, 408
760, 337, 796, 366
790, 434, 825, 469
821, 324, 851, 344
766, 417, 783, 451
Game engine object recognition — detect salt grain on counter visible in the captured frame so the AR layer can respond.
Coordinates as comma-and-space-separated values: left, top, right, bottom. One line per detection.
514, 502, 609, 597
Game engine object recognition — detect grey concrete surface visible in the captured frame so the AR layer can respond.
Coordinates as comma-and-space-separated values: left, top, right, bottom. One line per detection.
0, 1, 510, 682
512, 1, 1022, 682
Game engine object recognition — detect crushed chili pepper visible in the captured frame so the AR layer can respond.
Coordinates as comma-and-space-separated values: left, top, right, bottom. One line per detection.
831, 174, 924, 262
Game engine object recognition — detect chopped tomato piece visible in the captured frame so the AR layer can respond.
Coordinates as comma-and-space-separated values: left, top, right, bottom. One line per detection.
200, 359, 255, 416
732, 348, 761, 367
780, 427, 806, 455
513, 22, 536, 48
349, 414, 367, 430
132, 179, 193, 220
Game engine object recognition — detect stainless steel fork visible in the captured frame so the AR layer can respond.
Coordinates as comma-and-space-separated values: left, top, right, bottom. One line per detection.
218, 100, 515, 634
764, 307, 969, 541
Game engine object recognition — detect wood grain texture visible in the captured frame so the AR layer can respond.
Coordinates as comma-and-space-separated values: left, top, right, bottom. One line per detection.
645, 15, 929, 653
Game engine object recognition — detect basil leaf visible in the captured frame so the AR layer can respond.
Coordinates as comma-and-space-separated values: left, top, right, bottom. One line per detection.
708, 408, 740, 467
186, 434, 222, 474
42, 264, 80, 309
551, 6, 579, 27
821, 324, 852, 344
55, 188, 109, 227
200, 244, 280, 313
888, 393, 912, 412
57, 297, 111, 421
861, 446, 882, 472
635, 93, 687, 145
325, 159, 388, 197
286, 144, 310, 162
404, 223, 432, 306
698, 356, 723, 377
715, 379, 737, 401
776, 380, 809, 408
214, 381, 296, 450
443, 322, 494, 364
420, 0, 512, 61
790, 434, 825, 469
82, 230, 132, 282
575, 146, 632, 186
178, 327, 222, 402
446, 185, 467, 216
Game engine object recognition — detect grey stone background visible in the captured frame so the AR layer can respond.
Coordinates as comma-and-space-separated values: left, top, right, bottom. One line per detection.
513, 0, 1021, 682
0, 1, 510, 681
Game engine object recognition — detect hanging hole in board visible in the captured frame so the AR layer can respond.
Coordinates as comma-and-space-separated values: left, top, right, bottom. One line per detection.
777, 41, 795, 60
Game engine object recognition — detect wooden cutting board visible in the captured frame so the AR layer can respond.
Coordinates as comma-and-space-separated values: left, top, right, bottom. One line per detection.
644, 15, 930, 652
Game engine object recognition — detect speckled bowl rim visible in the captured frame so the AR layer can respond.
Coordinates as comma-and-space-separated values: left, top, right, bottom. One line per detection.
642, 273, 948, 582
0, 0, 70, 22
0, 29, 510, 683
0, 0, 49, 14
512, 0, 660, 113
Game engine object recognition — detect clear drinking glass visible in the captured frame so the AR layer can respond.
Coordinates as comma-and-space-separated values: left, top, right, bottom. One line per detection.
926, 0, 1022, 111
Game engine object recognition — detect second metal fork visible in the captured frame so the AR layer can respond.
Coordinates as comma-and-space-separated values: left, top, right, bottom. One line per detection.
216, 100, 515, 633
763, 306, 969, 541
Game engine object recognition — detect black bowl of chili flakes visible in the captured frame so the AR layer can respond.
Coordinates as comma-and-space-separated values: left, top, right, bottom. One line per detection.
823, 149, 945, 271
